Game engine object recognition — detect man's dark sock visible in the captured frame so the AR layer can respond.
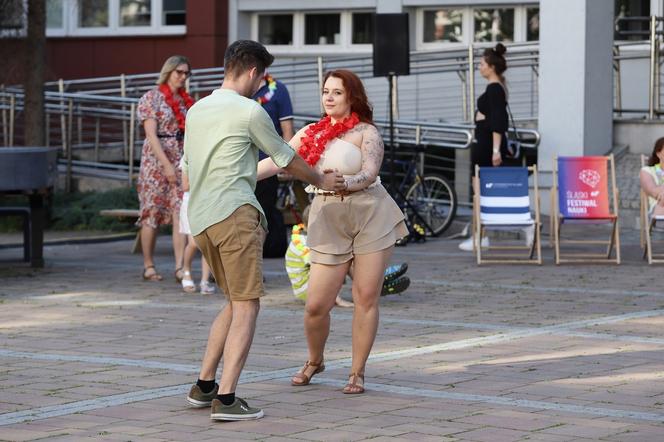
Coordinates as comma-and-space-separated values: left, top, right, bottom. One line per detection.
196, 379, 216, 394
218, 392, 235, 406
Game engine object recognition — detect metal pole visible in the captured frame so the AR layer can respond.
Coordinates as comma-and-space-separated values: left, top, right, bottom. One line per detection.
9, 94, 15, 147
77, 108, 82, 147
392, 75, 399, 121
45, 112, 50, 148
415, 125, 424, 176
656, 26, 661, 113
317, 56, 324, 115
129, 103, 136, 186
457, 71, 468, 122
66, 99, 73, 193
1, 84, 7, 146
121, 73, 128, 161
58, 79, 66, 153
389, 74, 396, 192
94, 116, 100, 162
649, 15, 657, 119
613, 45, 622, 116
468, 44, 476, 121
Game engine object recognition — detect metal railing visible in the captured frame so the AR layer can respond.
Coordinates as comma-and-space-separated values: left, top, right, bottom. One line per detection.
0, 41, 547, 189
615, 16, 664, 119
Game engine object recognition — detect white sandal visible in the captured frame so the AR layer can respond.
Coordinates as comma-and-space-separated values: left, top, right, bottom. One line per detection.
181, 271, 196, 293
199, 280, 216, 295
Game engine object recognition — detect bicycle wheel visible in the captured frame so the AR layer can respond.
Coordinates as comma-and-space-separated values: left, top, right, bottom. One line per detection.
404, 174, 457, 236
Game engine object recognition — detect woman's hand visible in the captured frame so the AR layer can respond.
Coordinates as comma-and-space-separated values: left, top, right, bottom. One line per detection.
657, 187, 664, 206
163, 162, 177, 184
492, 152, 502, 166
476, 111, 486, 121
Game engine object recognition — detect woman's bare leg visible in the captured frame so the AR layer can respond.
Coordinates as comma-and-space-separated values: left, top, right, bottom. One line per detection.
141, 225, 157, 268
292, 261, 350, 381
172, 213, 186, 273
346, 247, 394, 391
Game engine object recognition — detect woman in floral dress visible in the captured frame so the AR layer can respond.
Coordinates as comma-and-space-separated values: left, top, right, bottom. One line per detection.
136, 55, 194, 281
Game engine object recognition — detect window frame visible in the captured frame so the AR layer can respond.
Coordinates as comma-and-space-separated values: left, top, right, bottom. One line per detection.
0, 0, 28, 38
472, 6, 517, 44
253, 12, 295, 48
417, 6, 470, 50
45, 0, 186, 38
252, 10, 377, 55
46, 0, 67, 36
302, 11, 343, 48
415, 5, 540, 50
349, 10, 374, 48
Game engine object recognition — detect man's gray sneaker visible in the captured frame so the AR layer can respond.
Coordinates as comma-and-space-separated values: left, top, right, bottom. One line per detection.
186, 383, 218, 408
210, 397, 264, 421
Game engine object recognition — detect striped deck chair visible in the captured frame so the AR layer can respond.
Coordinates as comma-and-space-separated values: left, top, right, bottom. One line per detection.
473, 165, 542, 265
551, 155, 620, 265
640, 154, 664, 264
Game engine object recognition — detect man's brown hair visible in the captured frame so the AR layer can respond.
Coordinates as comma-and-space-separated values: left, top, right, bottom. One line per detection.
224, 40, 274, 78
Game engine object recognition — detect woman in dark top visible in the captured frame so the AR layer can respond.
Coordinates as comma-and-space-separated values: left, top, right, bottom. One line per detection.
460, 43, 509, 251
472, 43, 508, 168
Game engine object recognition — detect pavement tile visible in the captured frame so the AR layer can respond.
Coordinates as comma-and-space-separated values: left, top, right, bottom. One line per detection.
454, 411, 564, 432
285, 428, 369, 441
0, 428, 60, 441
537, 422, 633, 439
454, 427, 531, 442
384, 422, 474, 437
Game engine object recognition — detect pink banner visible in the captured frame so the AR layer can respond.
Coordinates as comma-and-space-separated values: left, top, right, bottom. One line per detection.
557, 157, 610, 218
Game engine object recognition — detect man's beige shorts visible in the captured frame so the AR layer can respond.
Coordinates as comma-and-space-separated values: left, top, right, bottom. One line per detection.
194, 204, 266, 301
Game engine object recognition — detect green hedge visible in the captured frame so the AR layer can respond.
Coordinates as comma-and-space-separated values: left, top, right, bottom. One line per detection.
0, 187, 139, 232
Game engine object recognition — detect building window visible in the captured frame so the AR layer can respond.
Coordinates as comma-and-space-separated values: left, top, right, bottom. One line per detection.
305, 13, 340, 45
43, 0, 186, 36
423, 8, 463, 43
615, 0, 650, 40
79, 0, 109, 27
474, 8, 514, 42
47, 0, 65, 29
258, 14, 293, 45
526, 7, 539, 41
120, 0, 151, 27
0, 0, 25, 29
163, 0, 185, 25
352, 12, 373, 44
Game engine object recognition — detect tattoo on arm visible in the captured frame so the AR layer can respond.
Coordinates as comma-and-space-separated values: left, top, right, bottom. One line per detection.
345, 125, 384, 191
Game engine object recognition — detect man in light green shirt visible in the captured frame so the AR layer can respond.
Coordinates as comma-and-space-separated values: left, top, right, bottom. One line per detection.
183, 40, 343, 421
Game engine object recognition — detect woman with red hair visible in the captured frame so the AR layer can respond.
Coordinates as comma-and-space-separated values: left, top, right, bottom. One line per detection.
258, 69, 407, 394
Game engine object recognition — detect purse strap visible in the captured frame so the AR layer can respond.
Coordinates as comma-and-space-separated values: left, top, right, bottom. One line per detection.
506, 101, 520, 141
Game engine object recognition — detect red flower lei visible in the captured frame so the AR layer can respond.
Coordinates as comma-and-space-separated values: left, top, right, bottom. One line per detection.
159, 84, 194, 133
298, 112, 360, 166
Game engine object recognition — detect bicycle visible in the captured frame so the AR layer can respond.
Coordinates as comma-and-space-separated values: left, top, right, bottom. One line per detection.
385, 145, 457, 238
275, 173, 311, 225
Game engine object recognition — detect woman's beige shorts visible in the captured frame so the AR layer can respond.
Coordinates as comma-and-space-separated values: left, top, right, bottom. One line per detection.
306, 183, 408, 265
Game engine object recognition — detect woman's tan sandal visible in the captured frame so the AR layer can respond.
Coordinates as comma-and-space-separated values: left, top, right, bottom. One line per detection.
291, 360, 325, 386
342, 372, 365, 394
142, 265, 162, 281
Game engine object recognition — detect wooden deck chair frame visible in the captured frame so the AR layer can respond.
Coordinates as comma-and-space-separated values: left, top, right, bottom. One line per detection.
473, 165, 542, 265
551, 154, 620, 265
640, 154, 664, 264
